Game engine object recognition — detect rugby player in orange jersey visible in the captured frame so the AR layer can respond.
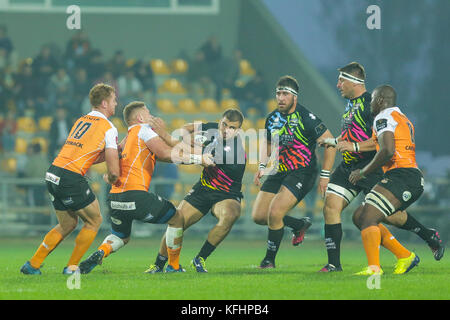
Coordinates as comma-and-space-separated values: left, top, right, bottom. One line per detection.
78, 101, 214, 274
350, 85, 428, 275
21, 83, 121, 275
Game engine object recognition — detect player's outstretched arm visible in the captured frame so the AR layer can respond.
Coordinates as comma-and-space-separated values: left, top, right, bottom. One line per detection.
337, 138, 376, 153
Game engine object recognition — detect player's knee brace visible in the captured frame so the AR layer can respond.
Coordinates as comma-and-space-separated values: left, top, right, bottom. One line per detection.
364, 190, 396, 217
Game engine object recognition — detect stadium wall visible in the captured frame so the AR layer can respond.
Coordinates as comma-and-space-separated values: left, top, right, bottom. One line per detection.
0, 0, 241, 60
237, 0, 342, 134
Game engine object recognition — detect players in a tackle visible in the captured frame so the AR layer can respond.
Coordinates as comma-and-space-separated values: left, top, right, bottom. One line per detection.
145, 108, 246, 273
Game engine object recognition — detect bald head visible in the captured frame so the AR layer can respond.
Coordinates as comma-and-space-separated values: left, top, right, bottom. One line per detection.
375, 85, 397, 106
370, 85, 397, 116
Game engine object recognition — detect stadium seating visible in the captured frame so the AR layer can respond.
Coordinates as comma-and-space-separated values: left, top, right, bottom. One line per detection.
178, 98, 198, 113
17, 117, 37, 134
15, 137, 28, 154
158, 78, 187, 94
111, 117, 127, 134
31, 137, 48, 153
171, 59, 189, 74
171, 118, 187, 131
220, 98, 239, 111
266, 99, 277, 113
156, 99, 177, 114
198, 98, 220, 113
256, 118, 266, 129
38, 116, 53, 132
241, 119, 253, 131
150, 59, 171, 75
1, 157, 17, 173
239, 59, 256, 76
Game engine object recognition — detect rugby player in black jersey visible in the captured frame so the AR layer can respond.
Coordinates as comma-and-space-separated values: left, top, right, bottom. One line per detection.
252, 75, 337, 268
317, 62, 444, 272
145, 108, 246, 273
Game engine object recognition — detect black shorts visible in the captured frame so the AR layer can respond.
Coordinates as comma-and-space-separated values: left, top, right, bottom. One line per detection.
45, 165, 96, 211
107, 190, 176, 239
326, 162, 383, 203
260, 168, 317, 202
375, 168, 424, 213
184, 182, 242, 216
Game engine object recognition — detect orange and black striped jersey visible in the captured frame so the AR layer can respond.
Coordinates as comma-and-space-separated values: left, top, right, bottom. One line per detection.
373, 106, 418, 172
52, 111, 118, 176
110, 124, 158, 193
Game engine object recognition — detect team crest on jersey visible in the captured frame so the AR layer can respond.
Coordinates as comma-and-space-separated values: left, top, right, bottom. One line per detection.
402, 191, 412, 202
381, 178, 389, 184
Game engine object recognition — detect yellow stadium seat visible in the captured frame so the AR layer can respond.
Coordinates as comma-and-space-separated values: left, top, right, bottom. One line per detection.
267, 99, 278, 113
178, 165, 202, 174
125, 58, 136, 68
17, 117, 37, 133
199, 99, 220, 113
239, 59, 256, 76
171, 118, 187, 130
1, 157, 17, 173
38, 116, 53, 131
111, 117, 127, 134
150, 59, 171, 75
171, 59, 189, 74
156, 99, 177, 114
256, 118, 266, 129
241, 119, 253, 131
159, 78, 187, 94
31, 137, 48, 153
178, 98, 198, 113
220, 98, 239, 111
15, 137, 28, 154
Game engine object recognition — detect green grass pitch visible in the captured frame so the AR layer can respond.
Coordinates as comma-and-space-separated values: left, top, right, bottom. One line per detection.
0, 236, 448, 300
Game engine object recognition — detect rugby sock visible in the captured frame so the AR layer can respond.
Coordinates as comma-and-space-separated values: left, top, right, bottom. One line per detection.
378, 224, 410, 259
67, 227, 97, 266
166, 226, 183, 269
99, 234, 125, 258
264, 227, 284, 262
154, 253, 168, 269
398, 213, 435, 243
98, 243, 112, 258
324, 223, 342, 267
283, 216, 304, 231
197, 240, 216, 260
30, 228, 63, 269
361, 226, 381, 268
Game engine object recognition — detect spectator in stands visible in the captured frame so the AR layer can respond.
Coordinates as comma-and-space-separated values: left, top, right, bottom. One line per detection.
48, 106, 71, 161
72, 68, 91, 108
15, 63, 41, 107
32, 44, 59, 88
0, 109, 17, 152
134, 59, 156, 107
221, 49, 242, 98
117, 68, 143, 106
0, 25, 13, 58
200, 35, 224, 101
236, 70, 268, 117
47, 67, 73, 107
0, 66, 16, 111
86, 49, 106, 83
65, 31, 91, 71
186, 50, 216, 103
108, 50, 127, 79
